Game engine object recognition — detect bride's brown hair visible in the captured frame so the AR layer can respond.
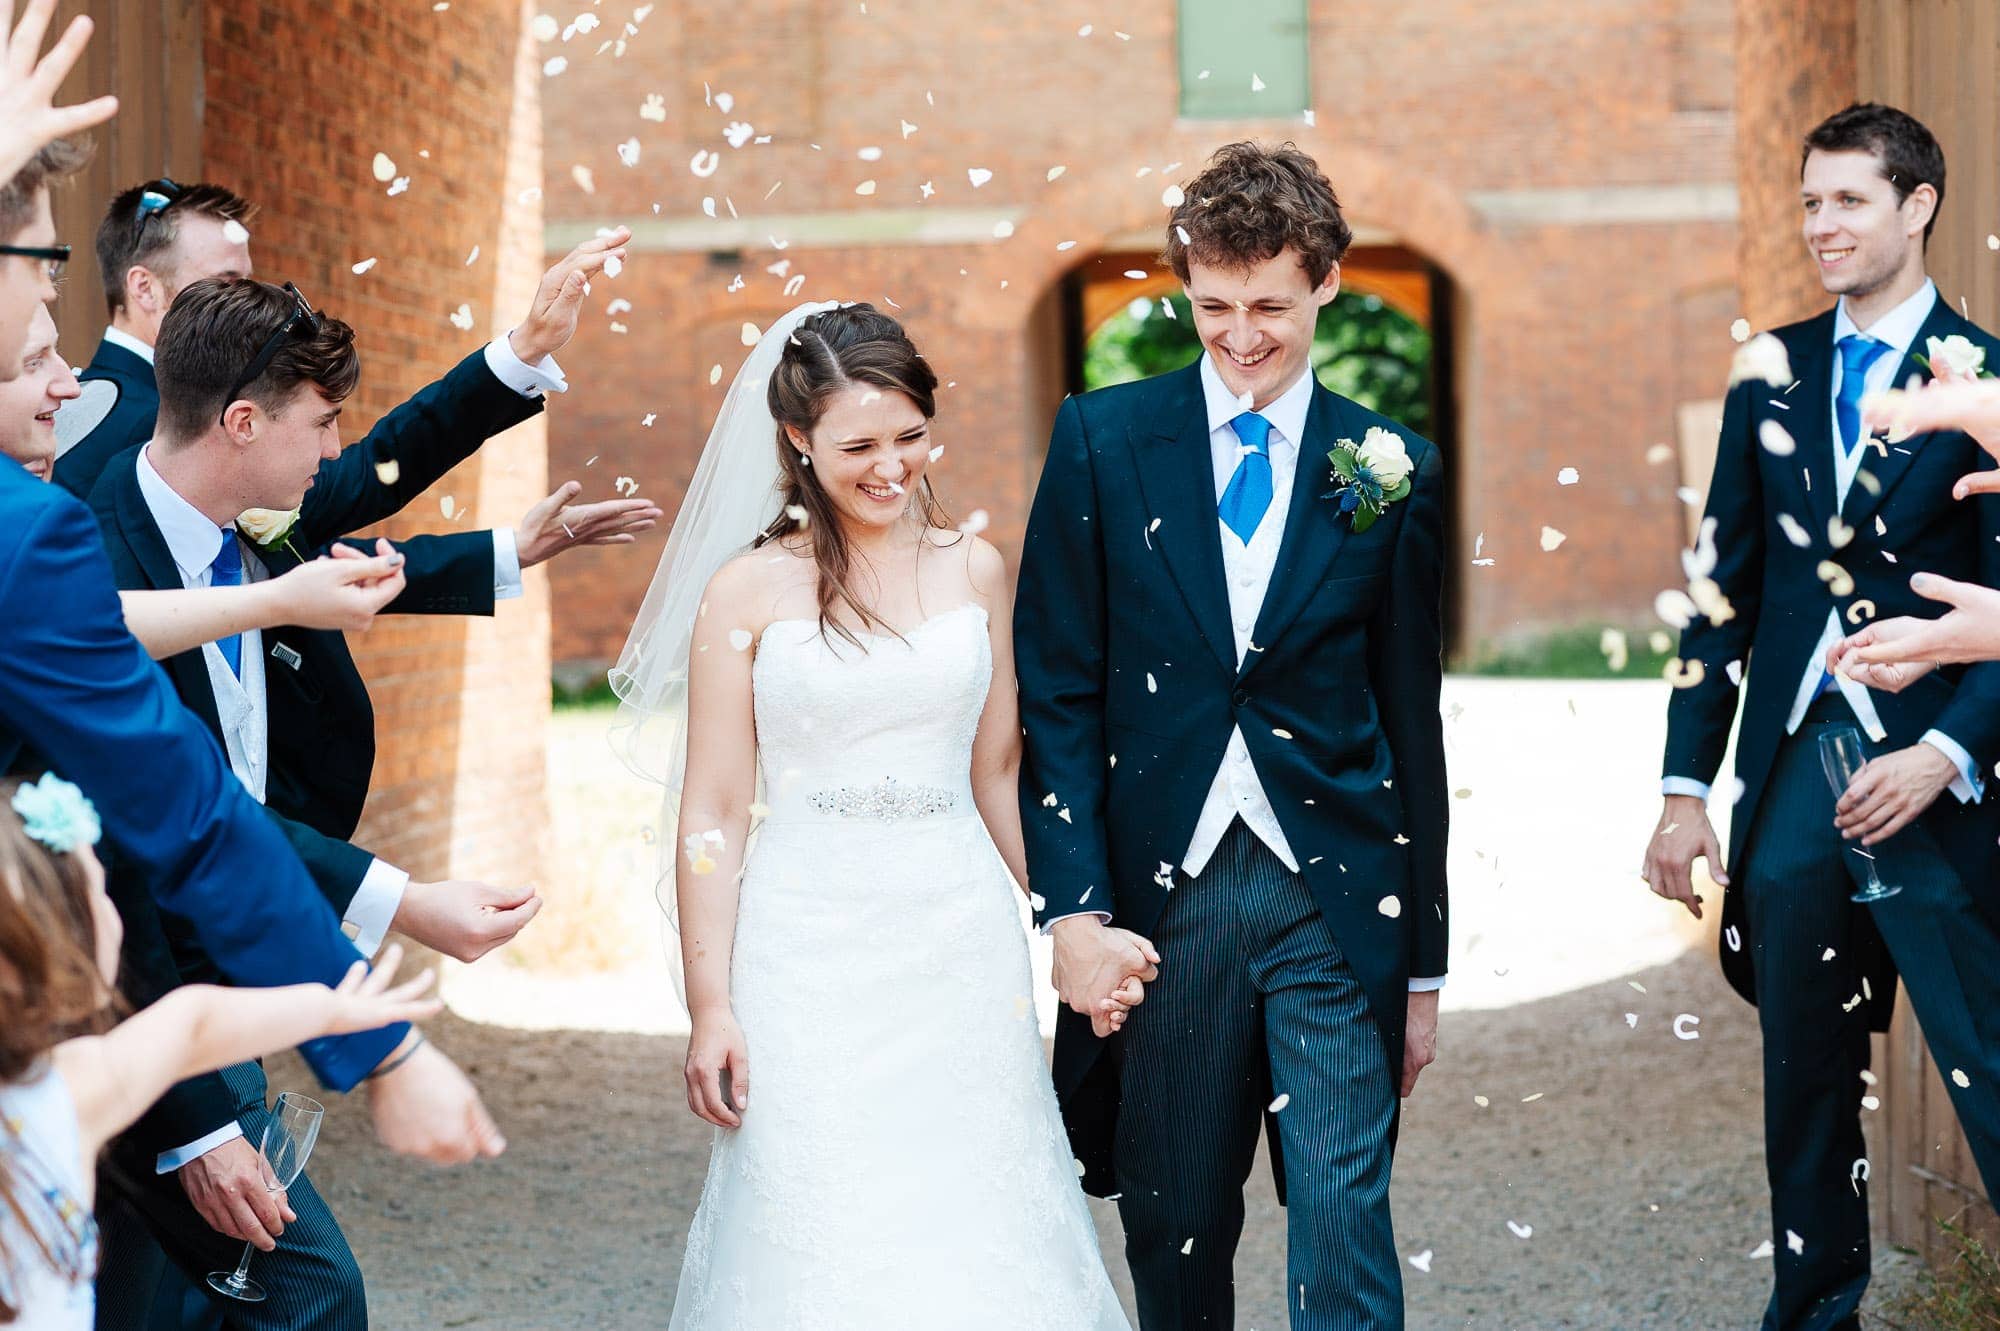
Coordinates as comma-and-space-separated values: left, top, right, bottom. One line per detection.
754, 304, 951, 650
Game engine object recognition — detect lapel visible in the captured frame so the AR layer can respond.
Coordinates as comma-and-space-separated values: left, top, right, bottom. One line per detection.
107, 452, 226, 739
1126, 363, 1236, 674
1841, 298, 1962, 529
1785, 317, 1838, 528
1239, 383, 1355, 682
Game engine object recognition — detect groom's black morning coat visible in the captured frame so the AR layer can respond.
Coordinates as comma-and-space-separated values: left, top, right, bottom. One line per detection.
1016, 360, 1449, 1195
1666, 299, 2000, 1025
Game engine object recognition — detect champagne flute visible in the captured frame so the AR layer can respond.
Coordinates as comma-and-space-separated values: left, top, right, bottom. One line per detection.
206, 1092, 324, 1303
1818, 723, 1903, 903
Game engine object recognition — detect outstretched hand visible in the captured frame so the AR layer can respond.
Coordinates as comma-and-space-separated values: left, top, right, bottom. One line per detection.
326, 945, 443, 1035
271, 539, 406, 632
507, 227, 632, 364
514, 480, 663, 570
0, 0, 119, 184
1829, 571, 2000, 691
1862, 364, 2000, 495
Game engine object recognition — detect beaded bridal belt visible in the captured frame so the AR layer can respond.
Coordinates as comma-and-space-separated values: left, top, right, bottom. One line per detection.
804, 776, 961, 821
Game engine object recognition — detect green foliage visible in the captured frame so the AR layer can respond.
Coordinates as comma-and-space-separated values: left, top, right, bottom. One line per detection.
1082, 290, 1433, 435
1461, 626, 1678, 680
1877, 1220, 2000, 1330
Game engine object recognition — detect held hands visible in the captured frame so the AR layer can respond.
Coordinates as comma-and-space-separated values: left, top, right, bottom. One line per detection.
0, 0, 119, 184
1050, 917, 1160, 1039
392, 879, 543, 964
1642, 794, 1726, 920
1833, 742, 1957, 846
514, 480, 663, 570
365, 1034, 507, 1165
268, 540, 406, 632
179, 1136, 293, 1251
1828, 572, 2000, 692
684, 1005, 750, 1129
1402, 990, 1439, 1098
507, 227, 633, 364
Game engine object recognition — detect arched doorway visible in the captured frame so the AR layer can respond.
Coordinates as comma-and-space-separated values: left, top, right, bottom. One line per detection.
1044, 242, 1463, 653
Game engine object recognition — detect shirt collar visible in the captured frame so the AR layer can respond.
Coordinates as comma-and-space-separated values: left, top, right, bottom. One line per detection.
135, 444, 233, 582
1199, 351, 1315, 449
1833, 277, 1937, 356
101, 324, 155, 366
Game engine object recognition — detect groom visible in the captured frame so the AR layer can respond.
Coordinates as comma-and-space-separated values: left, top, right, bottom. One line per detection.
1016, 140, 1448, 1330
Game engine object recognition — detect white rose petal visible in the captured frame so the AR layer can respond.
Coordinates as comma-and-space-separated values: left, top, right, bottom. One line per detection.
639, 93, 666, 122
1557, 466, 1579, 485
351, 257, 378, 275
1508, 1221, 1533, 1240
1729, 332, 1794, 389
1377, 894, 1402, 919
616, 138, 641, 167
1730, 317, 1752, 343
1954, 1068, 1973, 1089
1539, 526, 1567, 552
727, 629, 752, 652
1758, 419, 1797, 456
1268, 1093, 1290, 1112
968, 167, 994, 188
1672, 1014, 1701, 1040
371, 152, 397, 182
221, 219, 251, 246
448, 303, 474, 331
1408, 1249, 1433, 1273
1787, 1230, 1804, 1255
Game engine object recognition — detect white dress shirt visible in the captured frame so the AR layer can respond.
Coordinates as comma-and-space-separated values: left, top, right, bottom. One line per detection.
1664, 280, 1980, 806
101, 322, 155, 364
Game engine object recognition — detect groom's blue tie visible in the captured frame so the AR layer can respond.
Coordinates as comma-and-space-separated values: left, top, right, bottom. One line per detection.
209, 530, 243, 677
1836, 334, 1891, 459
1219, 411, 1274, 544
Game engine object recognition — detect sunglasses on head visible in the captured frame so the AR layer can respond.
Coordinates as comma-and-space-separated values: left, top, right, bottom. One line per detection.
219, 282, 321, 428
135, 178, 185, 231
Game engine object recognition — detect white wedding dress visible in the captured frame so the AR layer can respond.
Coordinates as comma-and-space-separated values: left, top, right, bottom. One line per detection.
666, 602, 1129, 1330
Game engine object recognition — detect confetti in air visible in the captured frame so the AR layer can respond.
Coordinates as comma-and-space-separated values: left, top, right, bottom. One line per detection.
371, 152, 396, 182
351, 257, 377, 275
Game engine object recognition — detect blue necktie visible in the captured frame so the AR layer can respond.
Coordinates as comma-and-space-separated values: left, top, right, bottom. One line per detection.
1836, 334, 1892, 458
1219, 411, 1274, 543
209, 531, 243, 677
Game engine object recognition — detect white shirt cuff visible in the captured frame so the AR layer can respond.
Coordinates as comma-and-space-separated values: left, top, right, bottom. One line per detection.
492, 527, 524, 601
483, 335, 567, 398
1408, 975, 1446, 993
1661, 777, 1713, 801
155, 1121, 245, 1175
344, 860, 410, 959
1038, 910, 1113, 935
1922, 729, 1984, 804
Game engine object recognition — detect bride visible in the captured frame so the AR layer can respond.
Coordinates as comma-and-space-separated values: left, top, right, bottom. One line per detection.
613, 302, 1139, 1328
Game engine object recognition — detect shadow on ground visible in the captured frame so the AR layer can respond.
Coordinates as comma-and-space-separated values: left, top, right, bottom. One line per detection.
293, 940, 1919, 1330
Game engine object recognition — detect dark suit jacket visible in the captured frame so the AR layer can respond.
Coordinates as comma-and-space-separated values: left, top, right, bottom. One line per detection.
1015, 362, 1449, 1196
53, 337, 159, 500
1665, 298, 2000, 1028
0, 461, 404, 1092
85, 345, 538, 841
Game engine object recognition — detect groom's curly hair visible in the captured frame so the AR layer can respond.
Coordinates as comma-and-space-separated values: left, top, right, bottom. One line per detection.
1164, 142, 1352, 287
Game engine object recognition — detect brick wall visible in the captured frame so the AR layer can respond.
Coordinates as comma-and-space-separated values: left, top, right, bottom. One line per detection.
201, 0, 550, 886
537, 0, 1743, 665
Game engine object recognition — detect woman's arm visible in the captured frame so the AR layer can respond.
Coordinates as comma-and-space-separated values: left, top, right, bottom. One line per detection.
966, 539, 1031, 899
118, 543, 406, 659
675, 558, 763, 1128
51, 946, 440, 1161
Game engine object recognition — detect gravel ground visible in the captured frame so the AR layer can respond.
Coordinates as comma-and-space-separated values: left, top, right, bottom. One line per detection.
289, 942, 1920, 1330
278, 679, 1924, 1328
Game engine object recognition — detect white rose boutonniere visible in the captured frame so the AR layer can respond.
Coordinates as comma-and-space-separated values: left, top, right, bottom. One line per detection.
236, 506, 303, 560
1921, 333, 1989, 380
1323, 425, 1415, 534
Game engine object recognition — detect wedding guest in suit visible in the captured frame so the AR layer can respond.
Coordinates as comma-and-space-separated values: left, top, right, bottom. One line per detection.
53, 179, 250, 494
2, 140, 507, 1169
0, 771, 440, 1331
1016, 141, 1447, 1330
1644, 104, 2000, 1331
80, 272, 652, 1328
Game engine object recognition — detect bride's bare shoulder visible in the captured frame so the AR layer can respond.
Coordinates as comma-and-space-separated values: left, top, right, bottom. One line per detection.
705, 542, 814, 629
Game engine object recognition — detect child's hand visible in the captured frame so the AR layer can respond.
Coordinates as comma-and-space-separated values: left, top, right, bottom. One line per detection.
327, 944, 443, 1034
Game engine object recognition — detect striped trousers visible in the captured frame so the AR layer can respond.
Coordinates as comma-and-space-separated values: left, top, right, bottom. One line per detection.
95, 1060, 366, 1331
1115, 820, 1401, 1330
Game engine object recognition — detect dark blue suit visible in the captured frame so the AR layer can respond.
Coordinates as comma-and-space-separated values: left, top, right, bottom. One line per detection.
55, 337, 159, 500
0, 460, 404, 1089
1016, 362, 1447, 1329
1667, 298, 2000, 1330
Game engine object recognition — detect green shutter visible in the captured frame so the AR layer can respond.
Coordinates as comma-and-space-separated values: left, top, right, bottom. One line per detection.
1178, 0, 1310, 119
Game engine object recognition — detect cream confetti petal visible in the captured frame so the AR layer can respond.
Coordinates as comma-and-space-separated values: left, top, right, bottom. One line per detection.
371, 152, 397, 182
1539, 526, 1567, 552
727, 629, 752, 652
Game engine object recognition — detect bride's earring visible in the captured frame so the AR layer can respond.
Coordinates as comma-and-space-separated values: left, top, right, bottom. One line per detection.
797, 453, 811, 467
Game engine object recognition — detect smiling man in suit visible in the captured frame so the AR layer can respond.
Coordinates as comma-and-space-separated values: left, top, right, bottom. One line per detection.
1645, 104, 2000, 1331
1016, 141, 1447, 1330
